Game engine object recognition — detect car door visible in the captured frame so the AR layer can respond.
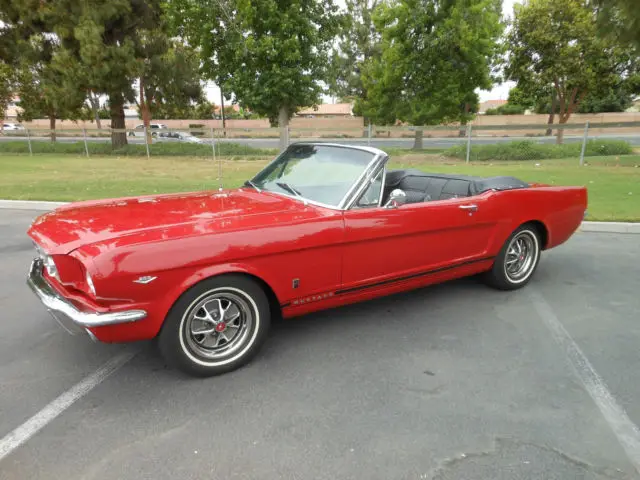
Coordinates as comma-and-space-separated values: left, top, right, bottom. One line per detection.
341, 170, 499, 290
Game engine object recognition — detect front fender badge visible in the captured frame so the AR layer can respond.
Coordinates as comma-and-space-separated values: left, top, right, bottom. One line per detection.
133, 276, 157, 284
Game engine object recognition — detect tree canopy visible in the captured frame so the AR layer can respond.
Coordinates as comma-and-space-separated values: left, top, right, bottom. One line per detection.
593, 0, 640, 49
505, 0, 638, 143
169, 0, 340, 149
357, 0, 503, 147
328, 0, 382, 116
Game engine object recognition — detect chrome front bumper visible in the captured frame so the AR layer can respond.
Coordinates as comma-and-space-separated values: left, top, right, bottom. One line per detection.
27, 258, 147, 335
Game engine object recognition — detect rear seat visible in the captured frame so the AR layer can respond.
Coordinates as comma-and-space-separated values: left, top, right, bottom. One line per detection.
384, 169, 529, 204
395, 174, 473, 203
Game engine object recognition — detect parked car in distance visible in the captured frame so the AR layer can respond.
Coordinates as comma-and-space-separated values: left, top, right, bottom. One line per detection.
26, 143, 588, 377
155, 131, 203, 143
128, 123, 168, 137
2, 122, 25, 131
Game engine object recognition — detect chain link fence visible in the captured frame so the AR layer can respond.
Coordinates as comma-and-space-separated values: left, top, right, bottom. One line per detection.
1, 121, 638, 163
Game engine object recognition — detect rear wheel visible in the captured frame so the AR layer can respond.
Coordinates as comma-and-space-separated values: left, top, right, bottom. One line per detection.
158, 275, 271, 377
484, 225, 541, 291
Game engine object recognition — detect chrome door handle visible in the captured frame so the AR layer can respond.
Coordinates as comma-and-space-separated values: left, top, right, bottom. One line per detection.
459, 204, 478, 212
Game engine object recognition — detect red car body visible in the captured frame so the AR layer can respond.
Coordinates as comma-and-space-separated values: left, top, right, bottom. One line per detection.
26, 144, 587, 350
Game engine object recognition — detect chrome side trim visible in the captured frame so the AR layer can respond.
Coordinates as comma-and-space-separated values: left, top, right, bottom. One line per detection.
27, 258, 147, 335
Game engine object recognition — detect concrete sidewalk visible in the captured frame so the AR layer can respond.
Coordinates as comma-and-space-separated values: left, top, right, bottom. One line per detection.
1, 199, 638, 234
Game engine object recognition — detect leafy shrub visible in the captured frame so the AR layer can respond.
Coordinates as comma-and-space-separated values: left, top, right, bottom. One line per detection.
445, 139, 632, 161
484, 104, 526, 115
0, 140, 277, 157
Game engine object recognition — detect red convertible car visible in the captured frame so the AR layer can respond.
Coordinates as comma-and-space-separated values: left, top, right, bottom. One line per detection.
27, 143, 587, 376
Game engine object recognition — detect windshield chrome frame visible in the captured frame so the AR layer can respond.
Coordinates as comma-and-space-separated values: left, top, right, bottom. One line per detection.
342, 160, 388, 210
249, 143, 388, 211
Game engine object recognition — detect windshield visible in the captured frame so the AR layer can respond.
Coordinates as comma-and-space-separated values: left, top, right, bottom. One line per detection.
250, 144, 377, 207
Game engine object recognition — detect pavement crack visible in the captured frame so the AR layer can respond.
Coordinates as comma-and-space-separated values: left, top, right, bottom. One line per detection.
426, 437, 635, 480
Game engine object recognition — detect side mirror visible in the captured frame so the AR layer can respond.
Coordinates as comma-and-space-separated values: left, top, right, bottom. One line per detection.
384, 189, 407, 209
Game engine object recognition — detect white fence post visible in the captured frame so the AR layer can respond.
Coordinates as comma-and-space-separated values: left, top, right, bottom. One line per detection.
26, 128, 33, 156
579, 121, 590, 166
83, 128, 90, 157
465, 124, 472, 164
143, 126, 150, 159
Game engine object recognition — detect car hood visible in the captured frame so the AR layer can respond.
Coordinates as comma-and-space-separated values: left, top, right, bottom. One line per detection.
28, 189, 315, 254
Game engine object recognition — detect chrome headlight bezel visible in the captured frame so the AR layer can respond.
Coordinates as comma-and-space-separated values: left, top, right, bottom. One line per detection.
85, 270, 96, 296
34, 242, 59, 280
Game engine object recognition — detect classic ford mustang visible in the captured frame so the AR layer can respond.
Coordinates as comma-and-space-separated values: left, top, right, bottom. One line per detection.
27, 143, 587, 376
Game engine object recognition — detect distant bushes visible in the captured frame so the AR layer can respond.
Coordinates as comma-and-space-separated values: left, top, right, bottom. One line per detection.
445, 140, 633, 161
484, 104, 527, 115
0, 140, 277, 157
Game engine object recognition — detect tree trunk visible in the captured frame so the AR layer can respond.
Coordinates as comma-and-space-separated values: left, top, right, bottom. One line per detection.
89, 92, 101, 129
49, 115, 56, 143
413, 129, 423, 150
278, 105, 289, 152
220, 87, 226, 137
109, 93, 127, 149
556, 116, 567, 144
545, 92, 557, 136
139, 78, 152, 145
459, 102, 470, 137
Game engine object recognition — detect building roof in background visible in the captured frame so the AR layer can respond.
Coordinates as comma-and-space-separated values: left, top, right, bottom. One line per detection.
296, 103, 353, 116
214, 104, 241, 113
479, 99, 507, 113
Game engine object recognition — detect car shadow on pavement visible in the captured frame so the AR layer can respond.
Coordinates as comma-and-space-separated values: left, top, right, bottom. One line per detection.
134, 275, 506, 379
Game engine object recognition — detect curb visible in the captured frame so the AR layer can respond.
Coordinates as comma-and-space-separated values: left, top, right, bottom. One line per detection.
579, 221, 640, 234
0, 199, 639, 234
0, 200, 68, 211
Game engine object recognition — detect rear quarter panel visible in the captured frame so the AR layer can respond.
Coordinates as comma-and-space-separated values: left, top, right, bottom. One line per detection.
485, 185, 587, 255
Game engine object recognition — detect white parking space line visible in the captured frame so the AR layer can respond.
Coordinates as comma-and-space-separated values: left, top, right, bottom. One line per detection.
0, 349, 137, 463
530, 289, 640, 475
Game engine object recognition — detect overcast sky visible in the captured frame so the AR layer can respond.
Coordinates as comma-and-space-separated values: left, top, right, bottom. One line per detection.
205, 0, 522, 105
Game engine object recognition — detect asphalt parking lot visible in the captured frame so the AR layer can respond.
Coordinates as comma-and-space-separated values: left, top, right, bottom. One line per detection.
1, 208, 639, 480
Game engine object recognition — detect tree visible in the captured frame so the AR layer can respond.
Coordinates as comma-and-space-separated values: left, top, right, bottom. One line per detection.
592, 0, 640, 49
505, 0, 638, 143
136, 37, 204, 143
359, 0, 504, 149
1, 0, 168, 148
41, 0, 169, 148
0, 63, 15, 131
14, 33, 89, 141
16, 66, 87, 141
328, 0, 382, 120
170, 0, 340, 150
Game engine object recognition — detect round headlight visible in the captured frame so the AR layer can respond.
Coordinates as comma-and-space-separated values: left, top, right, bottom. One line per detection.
85, 270, 96, 296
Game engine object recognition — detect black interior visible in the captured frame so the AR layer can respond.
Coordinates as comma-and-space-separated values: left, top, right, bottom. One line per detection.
381, 169, 529, 205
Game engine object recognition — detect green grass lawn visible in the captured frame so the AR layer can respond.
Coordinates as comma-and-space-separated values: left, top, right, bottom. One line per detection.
1, 153, 638, 221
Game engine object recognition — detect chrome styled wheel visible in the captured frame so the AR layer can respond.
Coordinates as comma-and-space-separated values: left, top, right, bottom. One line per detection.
504, 230, 538, 283
484, 225, 542, 291
183, 291, 254, 361
159, 275, 271, 377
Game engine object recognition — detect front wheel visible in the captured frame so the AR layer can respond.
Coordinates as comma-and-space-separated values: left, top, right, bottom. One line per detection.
484, 225, 542, 291
158, 275, 271, 377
